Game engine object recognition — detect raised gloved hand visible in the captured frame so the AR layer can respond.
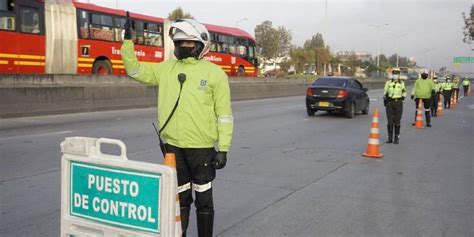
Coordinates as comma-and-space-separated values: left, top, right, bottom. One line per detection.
411, 95, 415, 100
213, 152, 227, 169
124, 11, 133, 40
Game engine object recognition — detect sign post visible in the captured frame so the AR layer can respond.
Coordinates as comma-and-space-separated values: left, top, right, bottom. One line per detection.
61, 137, 178, 236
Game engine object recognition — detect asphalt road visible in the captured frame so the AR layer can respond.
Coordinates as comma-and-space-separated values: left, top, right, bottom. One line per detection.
1, 87, 473, 236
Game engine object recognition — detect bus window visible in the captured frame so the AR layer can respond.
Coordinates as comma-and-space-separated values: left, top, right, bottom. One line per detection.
78, 10, 89, 38
0, 13, 14, 31
90, 13, 114, 41
20, 7, 40, 34
114, 17, 126, 42
210, 42, 217, 52
228, 36, 236, 54
218, 34, 228, 53
0, 0, 6, 11
132, 20, 144, 44
143, 22, 162, 47
249, 46, 255, 58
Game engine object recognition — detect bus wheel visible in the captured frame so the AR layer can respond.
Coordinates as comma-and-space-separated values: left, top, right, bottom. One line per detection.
93, 60, 112, 75
237, 66, 245, 77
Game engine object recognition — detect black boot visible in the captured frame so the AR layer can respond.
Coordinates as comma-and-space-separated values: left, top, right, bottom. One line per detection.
386, 125, 393, 143
197, 211, 214, 237
394, 125, 400, 144
180, 207, 190, 237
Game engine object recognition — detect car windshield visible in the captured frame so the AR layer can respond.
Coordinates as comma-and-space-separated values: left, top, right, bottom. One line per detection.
313, 78, 347, 87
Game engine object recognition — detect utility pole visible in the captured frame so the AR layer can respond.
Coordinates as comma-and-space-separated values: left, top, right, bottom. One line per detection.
369, 24, 390, 77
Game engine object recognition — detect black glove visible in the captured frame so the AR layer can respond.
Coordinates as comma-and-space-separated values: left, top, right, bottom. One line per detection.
124, 11, 133, 40
401, 96, 405, 101
411, 95, 414, 100
383, 97, 388, 107
213, 152, 227, 169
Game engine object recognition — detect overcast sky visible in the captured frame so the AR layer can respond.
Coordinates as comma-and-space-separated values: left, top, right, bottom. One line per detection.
87, 0, 473, 73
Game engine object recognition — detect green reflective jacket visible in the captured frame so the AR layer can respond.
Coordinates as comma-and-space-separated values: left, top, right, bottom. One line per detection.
411, 78, 435, 99
443, 82, 453, 91
384, 80, 406, 99
462, 79, 470, 86
121, 40, 233, 151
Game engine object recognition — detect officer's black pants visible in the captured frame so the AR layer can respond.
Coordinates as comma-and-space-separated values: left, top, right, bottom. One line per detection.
464, 85, 469, 96
415, 98, 431, 124
165, 144, 216, 213
386, 100, 403, 128
431, 93, 439, 116
443, 91, 452, 108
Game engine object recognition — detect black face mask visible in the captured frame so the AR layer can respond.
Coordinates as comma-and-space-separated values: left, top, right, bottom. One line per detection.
174, 41, 204, 60
421, 74, 428, 79
175, 46, 194, 60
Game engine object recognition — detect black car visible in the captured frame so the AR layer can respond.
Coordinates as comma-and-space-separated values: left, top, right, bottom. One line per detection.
306, 77, 370, 118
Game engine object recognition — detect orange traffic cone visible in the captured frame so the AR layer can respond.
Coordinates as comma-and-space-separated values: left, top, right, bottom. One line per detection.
450, 91, 456, 109
362, 108, 383, 158
453, 90, 458, 106
164, 153, 183, 237
437, 94, 444, 116
413, 99, 424, 129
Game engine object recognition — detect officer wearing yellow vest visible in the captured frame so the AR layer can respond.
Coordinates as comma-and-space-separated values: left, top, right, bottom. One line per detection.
443, 77, 453, 109
384, 68, 407, 144
462, 78, 471, 96
453, 76, 460, 101
431, 76, 441, 117
411, 68, 435, 127
121, 16, 233, 237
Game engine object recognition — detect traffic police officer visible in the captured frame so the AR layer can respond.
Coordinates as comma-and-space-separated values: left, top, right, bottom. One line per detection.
384, 68, 406, 144
411, 69, 435, 127
462, 78, 471, 96
453, 76, 460, 101
443, 77, 453, 109
121, 17, 233, 237
431, 76, 440, 117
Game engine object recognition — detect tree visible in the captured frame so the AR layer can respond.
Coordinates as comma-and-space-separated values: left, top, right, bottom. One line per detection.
254, 21, 292, 63
276, 26, 292, 57
303, 33, 332, 75
255, 21, 279, 62
168, 7, 194, 20
289, 46, 312, 74
462, 4, 473, 44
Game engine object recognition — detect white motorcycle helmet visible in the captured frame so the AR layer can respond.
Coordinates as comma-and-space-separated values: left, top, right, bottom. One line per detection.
421, 68, 429, 79
169, 19, 210, 60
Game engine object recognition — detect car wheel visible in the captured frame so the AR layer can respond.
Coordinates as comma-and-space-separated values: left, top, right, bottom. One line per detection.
307, 108, 316, 116
345, 102, 355, 118
362, 100, 369, 115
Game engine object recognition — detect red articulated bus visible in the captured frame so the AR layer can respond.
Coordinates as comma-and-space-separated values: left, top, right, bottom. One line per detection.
0, 0, 257, 76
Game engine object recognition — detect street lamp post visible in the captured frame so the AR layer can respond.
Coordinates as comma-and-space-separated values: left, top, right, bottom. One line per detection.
235, 18, 248, 28
369, 24, 390, 77
392, 33, 408, 67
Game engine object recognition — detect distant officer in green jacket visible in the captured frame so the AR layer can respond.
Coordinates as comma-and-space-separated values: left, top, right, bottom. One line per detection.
443, 77, 453, 109
431, 76, 440, 117
384, 67, 407, 144
411, 69, 435, 127
122, 16, 233, 237
453, 77, 460, 100
462, 78, 470, 96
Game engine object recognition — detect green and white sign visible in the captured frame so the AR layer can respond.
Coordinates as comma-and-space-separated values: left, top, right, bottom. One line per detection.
453, 57, 474, 64
70, 161, 162, 234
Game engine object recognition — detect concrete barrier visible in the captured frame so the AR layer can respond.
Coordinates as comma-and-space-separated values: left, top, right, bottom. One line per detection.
0, 74, 402, 118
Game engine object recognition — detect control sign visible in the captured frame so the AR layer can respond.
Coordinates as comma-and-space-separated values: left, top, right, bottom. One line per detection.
70, 161, 161, 234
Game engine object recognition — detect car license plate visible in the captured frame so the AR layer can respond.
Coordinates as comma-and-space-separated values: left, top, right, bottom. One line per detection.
319, 102, 330, 107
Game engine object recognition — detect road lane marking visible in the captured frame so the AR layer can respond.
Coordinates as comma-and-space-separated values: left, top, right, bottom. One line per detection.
0, 130, 73, 141
370, 98, 378, 101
